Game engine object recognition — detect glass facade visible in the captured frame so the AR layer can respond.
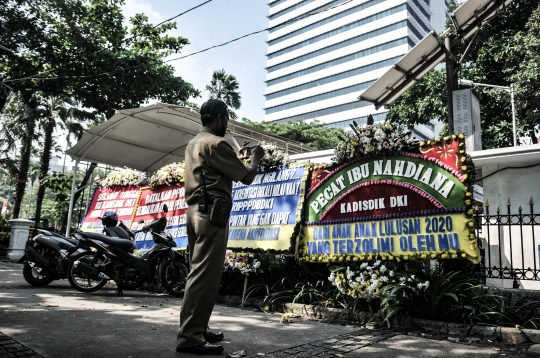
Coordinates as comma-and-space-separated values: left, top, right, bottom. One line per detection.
266, 80, 375, 114
266, 55, 403, 100
273, 100, 374, 123
269, 0, 317, 20
267, 38, 407, 87
268, 0, 388, 46
264, 0, 442, 139
267, 21, 406, 72
269, 0, 349, 33
324, 112, 388, 128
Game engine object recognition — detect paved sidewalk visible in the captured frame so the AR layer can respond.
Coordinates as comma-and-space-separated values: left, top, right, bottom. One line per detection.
0, 262, 535, 357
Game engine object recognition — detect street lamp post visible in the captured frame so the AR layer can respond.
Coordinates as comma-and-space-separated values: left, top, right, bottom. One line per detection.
458, 79, 517, 147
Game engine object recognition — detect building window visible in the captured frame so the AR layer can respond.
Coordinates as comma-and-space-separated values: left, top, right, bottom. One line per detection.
323, 112, 388, 128
273, 100, 374, 123
268, 0, 391, 45
266, 38, 408, 88
266, 55, 403, 100
407, 4, 431, 33
265, 80, 376, 114
268, 21, 407, 72
268, 0, 348, 21
268, 6, 406, 61
269, 0, 288, 9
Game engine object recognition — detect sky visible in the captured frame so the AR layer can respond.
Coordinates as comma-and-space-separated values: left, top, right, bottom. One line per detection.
122, 0, 270, 121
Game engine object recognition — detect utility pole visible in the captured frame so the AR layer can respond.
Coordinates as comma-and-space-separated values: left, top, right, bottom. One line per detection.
444, 31, 459, 132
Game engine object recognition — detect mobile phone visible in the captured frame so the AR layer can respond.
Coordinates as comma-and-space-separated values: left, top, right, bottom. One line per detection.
245, 145, 258, 157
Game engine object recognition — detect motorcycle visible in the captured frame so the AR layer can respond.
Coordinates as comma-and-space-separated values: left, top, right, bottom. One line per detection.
99, 210, 137, 245
19, 229, 91, 287
66, 204, 189, 296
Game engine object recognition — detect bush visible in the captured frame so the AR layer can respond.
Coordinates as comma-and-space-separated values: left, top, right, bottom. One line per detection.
379, 270, 540, 329
0, 216, 10, 257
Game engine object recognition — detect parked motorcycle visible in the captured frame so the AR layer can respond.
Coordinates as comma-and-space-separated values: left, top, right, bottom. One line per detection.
19, 229, 91, 287
100, 211, 137, 245
67, 204, 189, 296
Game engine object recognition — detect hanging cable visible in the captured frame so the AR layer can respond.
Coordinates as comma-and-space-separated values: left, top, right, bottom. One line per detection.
5, 0, 356, 85
4, 0, 214, 84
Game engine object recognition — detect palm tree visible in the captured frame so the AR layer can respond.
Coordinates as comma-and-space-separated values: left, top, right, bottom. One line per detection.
0, 92, 39, 219
33, 96, 97, 227
206, 69, 241, 120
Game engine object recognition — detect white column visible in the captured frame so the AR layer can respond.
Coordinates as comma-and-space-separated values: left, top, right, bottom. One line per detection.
65, 162, 79, 237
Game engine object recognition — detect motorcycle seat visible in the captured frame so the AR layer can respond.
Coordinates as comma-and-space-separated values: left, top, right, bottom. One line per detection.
39, 231, 80, 246
79, 232, 134, 249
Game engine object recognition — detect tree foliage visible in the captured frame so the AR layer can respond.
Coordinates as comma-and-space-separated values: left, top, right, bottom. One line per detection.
386, 0, 540, 149
0, 0, 200, 225
241, 118, 345, 151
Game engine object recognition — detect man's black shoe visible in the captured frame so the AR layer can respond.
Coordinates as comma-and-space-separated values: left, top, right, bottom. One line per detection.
204, 331, 224, 343
176, 342, 224, 355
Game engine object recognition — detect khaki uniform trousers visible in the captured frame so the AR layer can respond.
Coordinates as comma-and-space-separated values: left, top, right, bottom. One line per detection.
177, 204, 228, 348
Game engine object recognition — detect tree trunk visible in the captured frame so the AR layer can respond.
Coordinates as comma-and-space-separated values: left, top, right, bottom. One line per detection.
12, 115, 36, 218
33, 116, 55, 227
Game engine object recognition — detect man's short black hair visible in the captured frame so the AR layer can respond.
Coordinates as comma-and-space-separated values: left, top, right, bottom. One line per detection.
200, 99, 228, 126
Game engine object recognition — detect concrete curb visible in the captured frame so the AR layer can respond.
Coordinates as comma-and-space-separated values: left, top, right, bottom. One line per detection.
216, 294, 540, 346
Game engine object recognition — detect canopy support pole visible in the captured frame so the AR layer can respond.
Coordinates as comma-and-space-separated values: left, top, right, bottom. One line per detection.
65, 160, 79, 237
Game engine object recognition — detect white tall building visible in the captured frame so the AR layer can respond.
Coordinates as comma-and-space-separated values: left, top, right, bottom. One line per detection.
263, 0, 448, 139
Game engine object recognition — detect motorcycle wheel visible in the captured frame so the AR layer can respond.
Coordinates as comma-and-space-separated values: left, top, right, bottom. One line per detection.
67, 252, 108, 293
22, 262, 55, 287
161, 256, 189, 297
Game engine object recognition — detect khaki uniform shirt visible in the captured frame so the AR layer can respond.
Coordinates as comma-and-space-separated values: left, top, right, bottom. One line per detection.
184, 127, 249, 204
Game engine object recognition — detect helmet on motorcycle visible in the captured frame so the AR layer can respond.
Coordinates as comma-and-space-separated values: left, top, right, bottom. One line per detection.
101, 211, 119, 227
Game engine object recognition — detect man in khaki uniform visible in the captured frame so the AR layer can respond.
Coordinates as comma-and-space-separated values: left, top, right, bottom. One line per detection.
177, 99, 264, 355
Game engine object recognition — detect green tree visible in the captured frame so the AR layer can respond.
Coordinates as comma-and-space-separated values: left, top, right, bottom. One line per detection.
506, 2, 540, 125
33, 97, 96, 226
206, 69, 241, 120
1, 0, 200, 223
241, 118, 345, 150
386, 0, 540, 149
0, 93, 40, 218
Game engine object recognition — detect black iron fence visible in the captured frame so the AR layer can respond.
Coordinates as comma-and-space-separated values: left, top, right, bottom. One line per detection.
474, 198, 540, 288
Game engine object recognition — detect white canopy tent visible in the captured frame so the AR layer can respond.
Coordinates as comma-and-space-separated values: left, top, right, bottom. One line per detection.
65, 103, 314, 236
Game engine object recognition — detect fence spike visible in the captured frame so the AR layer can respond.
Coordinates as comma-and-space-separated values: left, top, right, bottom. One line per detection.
507, 197, 511, 206
496, 206, 500, 212
519, 205, 522, 212
485, 199, 489, 207
530, 196, 535, 205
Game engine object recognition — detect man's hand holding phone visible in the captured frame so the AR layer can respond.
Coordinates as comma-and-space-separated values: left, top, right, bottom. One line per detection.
250, 145, 264, 160
238, 141, 264, 160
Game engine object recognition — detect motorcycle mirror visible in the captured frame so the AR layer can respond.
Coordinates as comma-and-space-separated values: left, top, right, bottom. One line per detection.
138, 219, 144, 224
163, 204, 168, 213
